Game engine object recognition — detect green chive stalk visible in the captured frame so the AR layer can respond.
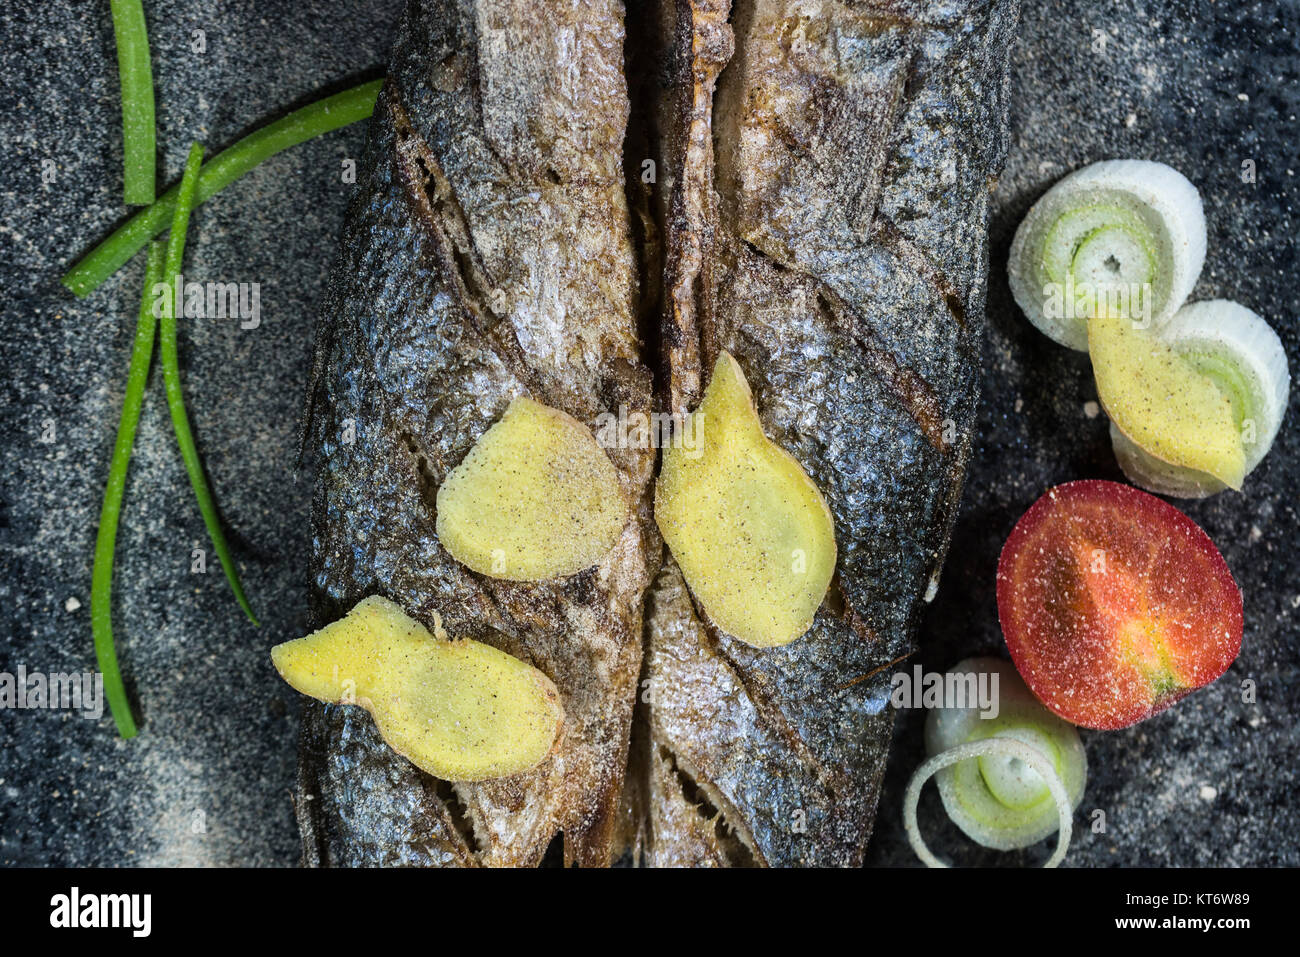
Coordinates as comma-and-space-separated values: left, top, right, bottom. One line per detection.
63, 80, 382, 297
159, 143, 258, 625
90, 242, 167, 738
109, 0, 156, 205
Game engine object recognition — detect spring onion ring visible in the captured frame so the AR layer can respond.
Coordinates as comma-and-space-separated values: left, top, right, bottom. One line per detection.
62, 80, 383, 298
1009, 160, 1205, 350
1110, 300, 1290, 496
159, 143, 258, 625
109, 0, 156, 205
905, 738, 1074, 868
90, 242, 167, 738
905, 658, 1085, 866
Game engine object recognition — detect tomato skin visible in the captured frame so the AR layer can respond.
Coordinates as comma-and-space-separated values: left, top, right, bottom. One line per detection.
996, 480, 1243, 730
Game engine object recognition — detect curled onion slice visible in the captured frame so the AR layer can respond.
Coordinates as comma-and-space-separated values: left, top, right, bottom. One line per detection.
905, 738, 1074, 868
1110, 422, 1226, 499
1009, 160, 1205, 350
905, 657, 1086, 866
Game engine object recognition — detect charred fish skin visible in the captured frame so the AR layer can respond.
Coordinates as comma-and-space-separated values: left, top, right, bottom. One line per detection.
642, 0, 1019, 866
299, 0, 655, 867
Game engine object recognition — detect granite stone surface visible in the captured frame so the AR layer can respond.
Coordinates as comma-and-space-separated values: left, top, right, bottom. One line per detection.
0, 0, 405, 866
1, 0, 1295, 866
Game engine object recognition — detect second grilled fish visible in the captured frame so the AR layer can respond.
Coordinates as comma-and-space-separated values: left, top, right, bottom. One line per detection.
628, 0, 1020, 867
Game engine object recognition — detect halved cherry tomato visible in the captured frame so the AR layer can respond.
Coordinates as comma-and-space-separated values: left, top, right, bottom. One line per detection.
997, 480, 1242, 730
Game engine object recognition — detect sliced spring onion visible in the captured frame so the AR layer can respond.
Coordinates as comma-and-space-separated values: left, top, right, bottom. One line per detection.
109, 0, 156, 205
906, 658, 1086, 865
62, 79, 383, 298
905, 738, 1074, 868
90, 242, 167, 739
1008, 160, 1206, 350
159, 143, 258, 626
1110, 300, 1290, 496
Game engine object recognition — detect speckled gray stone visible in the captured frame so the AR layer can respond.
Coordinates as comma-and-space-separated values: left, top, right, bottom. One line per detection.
0, 0, 404, 866
1, 0, 1295, 867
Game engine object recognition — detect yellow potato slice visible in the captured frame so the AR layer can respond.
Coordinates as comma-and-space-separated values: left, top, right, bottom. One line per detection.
654, 352, 837, 647
271, 596, 564, 781
1089, 314, 1245, 490
436, 397, 628, 580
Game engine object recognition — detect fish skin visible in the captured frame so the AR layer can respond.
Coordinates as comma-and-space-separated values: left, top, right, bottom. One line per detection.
636, 0, 1019, 865
297, 0, 1018, 868
298, 0, 656, 867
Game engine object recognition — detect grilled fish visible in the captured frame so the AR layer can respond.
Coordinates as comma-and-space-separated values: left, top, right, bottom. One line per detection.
298, 0, 655, 867
629, 0, 1020, 866
297, 0, 1019, 867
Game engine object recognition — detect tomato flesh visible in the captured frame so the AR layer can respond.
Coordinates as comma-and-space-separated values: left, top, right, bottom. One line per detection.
997, 480, 1242, 730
